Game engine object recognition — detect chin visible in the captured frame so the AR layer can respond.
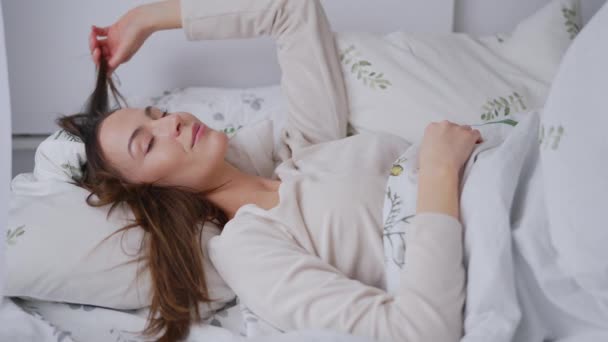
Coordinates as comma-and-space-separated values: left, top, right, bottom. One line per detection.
208, 128, 230, 157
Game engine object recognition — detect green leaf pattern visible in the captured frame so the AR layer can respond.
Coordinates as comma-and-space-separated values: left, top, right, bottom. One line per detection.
562, 5, 581, 39
475, 118, 519, 127
384, 186, 415, 269
481, 92, 526, 122
383, 151, 418, 271
6, 225, 25, 246
539, 124, 565, 150
222, 124, 244, 138
53, 130, 82, 143
61, 162, 83, 181
340, 45, 392, 90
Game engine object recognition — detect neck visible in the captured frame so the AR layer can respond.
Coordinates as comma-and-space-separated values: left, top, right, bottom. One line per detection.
203, 161, 279, 220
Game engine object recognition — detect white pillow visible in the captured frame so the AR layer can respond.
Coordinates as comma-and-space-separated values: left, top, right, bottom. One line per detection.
335, 0, 581, 144
7, 139, 235, 313
6, 87, 281, 311
538, 0, 608, 326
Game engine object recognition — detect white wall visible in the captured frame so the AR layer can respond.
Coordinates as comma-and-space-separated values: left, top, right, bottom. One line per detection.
4, 0, 453, 135
7, 0, 608, 177
0, 0, 12, 295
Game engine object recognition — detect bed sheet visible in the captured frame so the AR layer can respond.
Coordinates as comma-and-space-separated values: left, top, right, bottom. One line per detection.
5, 297, 376, 342
9, 296, 244, 341
0, 298, 76, 342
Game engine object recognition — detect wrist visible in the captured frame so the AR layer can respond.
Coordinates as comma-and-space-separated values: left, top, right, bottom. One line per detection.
416, 165, 461, 220
139, 0, 182, 33
418, 163, 460, 178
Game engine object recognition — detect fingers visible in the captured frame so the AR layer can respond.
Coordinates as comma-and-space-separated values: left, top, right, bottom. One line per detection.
91, 41, 109, 66
461, 125, 482, 142
102, 45, 110, 59
426, 121, 482, 144
450, 122, 483, 143
107, 46, 120, 69
89, 29, 96, 54
92, 25, 109, 36
90, 25, 110, 66
470, 128, 482, 143
89, 26, 107, 51
92, 47, 101, 67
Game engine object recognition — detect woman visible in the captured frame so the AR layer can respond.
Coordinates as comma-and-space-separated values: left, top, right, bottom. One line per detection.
67, 0, 481, 341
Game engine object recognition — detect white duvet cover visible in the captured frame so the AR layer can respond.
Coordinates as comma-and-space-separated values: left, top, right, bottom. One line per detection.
1, 297, 375, 342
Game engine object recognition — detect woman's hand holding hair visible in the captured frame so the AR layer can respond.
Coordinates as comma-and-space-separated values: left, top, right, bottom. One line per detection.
416, 121, 482, 220
89, 0, 181, 74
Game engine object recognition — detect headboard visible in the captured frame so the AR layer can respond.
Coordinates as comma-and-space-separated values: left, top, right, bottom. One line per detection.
4, 0, 606, 135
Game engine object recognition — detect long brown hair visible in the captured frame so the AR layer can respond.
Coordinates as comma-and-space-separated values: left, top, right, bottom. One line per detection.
57, 57, 229, 341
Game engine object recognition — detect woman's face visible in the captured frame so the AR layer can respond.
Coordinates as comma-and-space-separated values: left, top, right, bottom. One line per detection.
98, 106, 229, 189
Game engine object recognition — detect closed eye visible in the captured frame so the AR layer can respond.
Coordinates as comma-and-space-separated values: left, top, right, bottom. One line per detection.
146, 137, 155, 154
146, 110, 169, 154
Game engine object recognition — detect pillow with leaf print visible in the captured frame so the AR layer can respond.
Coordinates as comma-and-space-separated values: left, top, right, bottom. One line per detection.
334, 0, 582, 144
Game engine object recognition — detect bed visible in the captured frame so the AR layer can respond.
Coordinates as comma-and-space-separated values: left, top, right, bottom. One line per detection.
2, 0, 608, 341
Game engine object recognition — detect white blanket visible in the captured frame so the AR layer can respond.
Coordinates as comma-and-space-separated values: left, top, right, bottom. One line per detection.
383, 112, 540, 342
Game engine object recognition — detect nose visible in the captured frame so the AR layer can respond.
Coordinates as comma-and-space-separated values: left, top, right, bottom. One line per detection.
151, 113, 182, 138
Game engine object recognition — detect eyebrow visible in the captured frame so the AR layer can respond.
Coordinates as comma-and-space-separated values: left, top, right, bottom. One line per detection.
127, 106, 154, 159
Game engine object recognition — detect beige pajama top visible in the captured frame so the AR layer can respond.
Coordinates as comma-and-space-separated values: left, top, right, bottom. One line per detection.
180, 1, 465, 341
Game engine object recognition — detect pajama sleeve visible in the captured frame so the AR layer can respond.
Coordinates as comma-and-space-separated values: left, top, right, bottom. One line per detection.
209, 213, 465, 342
180, 0, 350, 160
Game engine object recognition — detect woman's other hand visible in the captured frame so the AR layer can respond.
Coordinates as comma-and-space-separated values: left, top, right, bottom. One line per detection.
418, 121, 482, 174
416, 121, 482, 219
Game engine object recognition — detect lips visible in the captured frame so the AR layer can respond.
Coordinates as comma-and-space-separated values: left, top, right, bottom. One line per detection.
191, 123, 200, 148
191, 123, 207, 148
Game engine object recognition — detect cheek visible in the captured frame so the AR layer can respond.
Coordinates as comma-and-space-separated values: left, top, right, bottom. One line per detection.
141, 144, 186, 182
139, 131, 228, 186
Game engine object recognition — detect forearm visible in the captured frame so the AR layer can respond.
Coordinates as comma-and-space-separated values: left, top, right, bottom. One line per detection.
416, 166, 460, 219
176, 0, 348, 152
139, 0, 182, 33
405, 166, 464, 340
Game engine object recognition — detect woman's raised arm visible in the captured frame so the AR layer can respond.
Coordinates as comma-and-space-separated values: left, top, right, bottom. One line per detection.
181, 0, 349, 155
91, 0, 349, 157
